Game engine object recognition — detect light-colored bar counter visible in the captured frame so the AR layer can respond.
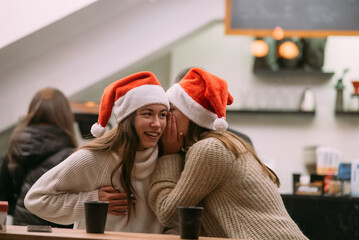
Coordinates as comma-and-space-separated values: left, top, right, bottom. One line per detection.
0, 225, 241, 240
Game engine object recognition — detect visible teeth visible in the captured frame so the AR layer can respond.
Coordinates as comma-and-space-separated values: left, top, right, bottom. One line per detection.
146, 132, 158, 137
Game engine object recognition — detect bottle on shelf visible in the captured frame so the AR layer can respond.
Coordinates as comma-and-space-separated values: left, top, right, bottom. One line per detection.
335, 68, 349, 112
300, 88, 315, 112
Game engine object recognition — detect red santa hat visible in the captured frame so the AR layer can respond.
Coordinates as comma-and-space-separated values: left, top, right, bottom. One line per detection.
166, 67, 233, 132
91, 71, 169, 137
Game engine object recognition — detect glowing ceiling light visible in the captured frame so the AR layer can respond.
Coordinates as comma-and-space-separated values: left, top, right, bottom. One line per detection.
278, 41, 299, 59
272, 26, 284, 41
85, 101, 96, 107
250, 39, 269, 58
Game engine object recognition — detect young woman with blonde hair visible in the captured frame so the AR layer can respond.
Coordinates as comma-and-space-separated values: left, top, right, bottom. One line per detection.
149, 68, 308, 239
25, 72, 169, 233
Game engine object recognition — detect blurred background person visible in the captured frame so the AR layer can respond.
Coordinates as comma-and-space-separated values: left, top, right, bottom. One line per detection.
0, 87, 77, 227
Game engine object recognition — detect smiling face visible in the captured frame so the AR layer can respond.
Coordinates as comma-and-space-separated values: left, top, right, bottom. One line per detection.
134, 104, 168, 150
169, 103, 190, 136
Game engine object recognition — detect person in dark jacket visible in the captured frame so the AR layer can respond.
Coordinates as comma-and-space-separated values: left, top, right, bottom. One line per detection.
0, 87, 77, 227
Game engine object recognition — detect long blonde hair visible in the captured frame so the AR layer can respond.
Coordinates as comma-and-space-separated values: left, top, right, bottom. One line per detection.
7, 87, 77, 163
183, 121, 280, 187
78, 112, 139, 219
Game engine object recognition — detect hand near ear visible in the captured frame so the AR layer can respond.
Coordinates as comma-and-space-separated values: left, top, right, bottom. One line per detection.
161, 113, 183, 155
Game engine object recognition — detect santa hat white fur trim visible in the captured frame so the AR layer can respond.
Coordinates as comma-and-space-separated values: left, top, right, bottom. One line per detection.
91, 84, 169, 138
113, 84, 169, 124
166, 84, 228, 131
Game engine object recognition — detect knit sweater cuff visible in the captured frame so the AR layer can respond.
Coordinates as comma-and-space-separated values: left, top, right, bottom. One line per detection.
152, 154, 183, 184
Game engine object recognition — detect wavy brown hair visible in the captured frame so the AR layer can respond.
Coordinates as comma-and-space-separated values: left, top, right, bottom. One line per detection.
182, 121, 280, 187
78, 112, 139, 219
7, 87, 77, 163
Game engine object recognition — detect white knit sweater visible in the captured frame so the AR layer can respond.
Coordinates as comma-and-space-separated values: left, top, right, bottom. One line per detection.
25, 147, 162, 233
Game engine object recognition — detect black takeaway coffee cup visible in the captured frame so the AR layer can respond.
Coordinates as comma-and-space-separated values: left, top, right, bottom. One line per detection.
84, 201, 109, 233
178, 206, 204, 239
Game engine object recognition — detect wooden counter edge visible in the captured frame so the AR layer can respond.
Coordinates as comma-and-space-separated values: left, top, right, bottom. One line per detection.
0, 225, 241, 240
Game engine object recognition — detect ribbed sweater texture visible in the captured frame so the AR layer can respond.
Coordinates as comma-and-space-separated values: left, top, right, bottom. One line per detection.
25, 147, 162, 233
149, 137, 308, 239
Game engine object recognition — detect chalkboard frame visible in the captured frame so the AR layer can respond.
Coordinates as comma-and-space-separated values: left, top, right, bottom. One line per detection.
225, 0, 359, 37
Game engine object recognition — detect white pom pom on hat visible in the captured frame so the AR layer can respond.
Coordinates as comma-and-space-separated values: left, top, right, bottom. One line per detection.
90, 123, 106, 138
90, 71, 169, 137
214, 117, 228, 132
166, 67, 233, 131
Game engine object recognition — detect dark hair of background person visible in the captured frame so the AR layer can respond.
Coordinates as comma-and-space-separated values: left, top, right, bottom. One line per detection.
0, 87, 77, 227
174, 67, 253, 147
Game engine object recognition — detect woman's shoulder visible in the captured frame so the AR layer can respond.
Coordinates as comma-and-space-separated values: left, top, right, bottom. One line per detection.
186, 137, 235, 176
192, 137, 225, 149
46, 149, 114, 177
71, 148, 108, 160
190, 137, 232, 159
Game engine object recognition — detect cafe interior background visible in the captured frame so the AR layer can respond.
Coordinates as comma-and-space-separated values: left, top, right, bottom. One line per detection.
0, 0, 359, 195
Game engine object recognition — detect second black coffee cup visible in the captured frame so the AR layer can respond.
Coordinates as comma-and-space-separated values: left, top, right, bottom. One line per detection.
178, 206, 204, 240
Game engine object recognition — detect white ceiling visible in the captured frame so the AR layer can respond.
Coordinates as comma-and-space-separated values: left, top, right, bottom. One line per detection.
0, 0, 97, 49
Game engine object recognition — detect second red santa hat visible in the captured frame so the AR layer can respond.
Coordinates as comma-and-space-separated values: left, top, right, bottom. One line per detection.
166, 67, 233, 131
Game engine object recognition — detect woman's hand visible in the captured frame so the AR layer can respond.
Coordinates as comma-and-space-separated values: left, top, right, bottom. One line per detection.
161, 113, 184, 155
98, 186, 134, 216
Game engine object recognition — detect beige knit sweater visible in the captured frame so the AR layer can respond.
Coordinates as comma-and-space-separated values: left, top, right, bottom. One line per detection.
25, 148, 162, 233
149, 137, 308, 239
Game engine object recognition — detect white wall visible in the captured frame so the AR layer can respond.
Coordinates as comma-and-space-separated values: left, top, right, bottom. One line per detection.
171, 22, 359, 193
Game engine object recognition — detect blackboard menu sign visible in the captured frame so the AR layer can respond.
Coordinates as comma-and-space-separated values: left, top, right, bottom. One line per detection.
225, 0, 359, 37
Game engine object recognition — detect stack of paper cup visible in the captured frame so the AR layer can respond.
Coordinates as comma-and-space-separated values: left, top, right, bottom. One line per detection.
351, 158, 359, 197
0, 201, 8, 232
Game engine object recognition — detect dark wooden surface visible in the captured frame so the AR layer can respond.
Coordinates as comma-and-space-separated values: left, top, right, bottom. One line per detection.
282, 194, 359, 240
